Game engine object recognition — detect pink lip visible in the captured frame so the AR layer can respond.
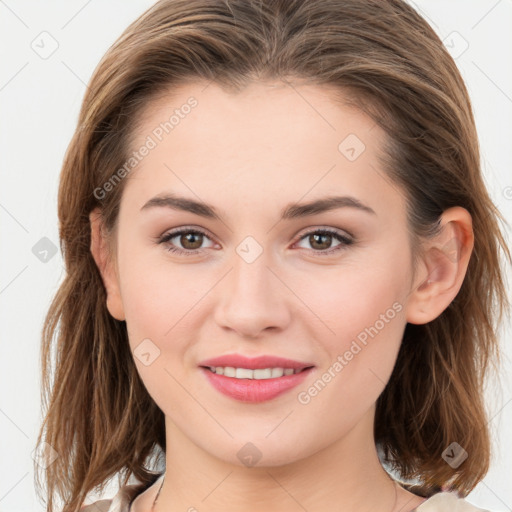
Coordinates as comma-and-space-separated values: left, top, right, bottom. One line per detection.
198, 353, 315, 403
199, 354, 314, 370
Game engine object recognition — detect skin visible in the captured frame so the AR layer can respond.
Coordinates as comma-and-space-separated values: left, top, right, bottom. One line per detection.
90, 80, 474, 512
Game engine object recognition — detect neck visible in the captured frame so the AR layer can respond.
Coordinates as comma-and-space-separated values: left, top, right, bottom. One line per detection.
154, 408, 411, 512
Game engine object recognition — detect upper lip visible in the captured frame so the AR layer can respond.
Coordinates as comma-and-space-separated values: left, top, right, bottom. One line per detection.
199, 354, 315, 370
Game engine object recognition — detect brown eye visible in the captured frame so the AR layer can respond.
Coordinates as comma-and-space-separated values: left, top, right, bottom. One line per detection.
308, 233, 333, 250
179, 232, 204, 250
296, 229, 353, 255
158, 228, 215, 255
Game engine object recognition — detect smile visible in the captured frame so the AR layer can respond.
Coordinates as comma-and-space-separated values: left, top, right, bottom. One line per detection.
198, 354, 315, 402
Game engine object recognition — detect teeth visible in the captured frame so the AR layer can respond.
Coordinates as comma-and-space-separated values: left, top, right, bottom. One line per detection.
224, 366, 236, 377
236, 368, 253, 379
254, 368, 272, 379
271, 367, 282, 378
208, 366, 304, 380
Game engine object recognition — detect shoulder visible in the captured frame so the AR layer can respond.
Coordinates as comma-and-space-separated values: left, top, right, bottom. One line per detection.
80, 479, 152, 512
415, 492, 492, 511
81, 499, 112, 512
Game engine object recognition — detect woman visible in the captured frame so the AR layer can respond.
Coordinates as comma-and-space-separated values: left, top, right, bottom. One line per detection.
35, 1, 510, 511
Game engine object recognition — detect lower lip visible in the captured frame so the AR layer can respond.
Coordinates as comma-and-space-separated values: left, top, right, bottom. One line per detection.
200, 367, 313, 403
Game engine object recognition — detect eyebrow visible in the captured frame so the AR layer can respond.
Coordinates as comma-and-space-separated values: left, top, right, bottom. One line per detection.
140, 193, 376, 220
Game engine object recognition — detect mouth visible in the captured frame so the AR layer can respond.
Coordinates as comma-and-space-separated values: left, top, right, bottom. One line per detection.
198, 354, 315, 403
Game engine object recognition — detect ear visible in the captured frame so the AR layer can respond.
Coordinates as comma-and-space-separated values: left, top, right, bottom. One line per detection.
405, 206, 474, 325
89, 207, 126, 321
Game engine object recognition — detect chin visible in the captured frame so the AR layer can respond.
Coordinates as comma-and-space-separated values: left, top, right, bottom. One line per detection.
200, 433, 314, 469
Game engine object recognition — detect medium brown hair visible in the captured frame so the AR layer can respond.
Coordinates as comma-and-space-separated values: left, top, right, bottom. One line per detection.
35, 1, 511, 510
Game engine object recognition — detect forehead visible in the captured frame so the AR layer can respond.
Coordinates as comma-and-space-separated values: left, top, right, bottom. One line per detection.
122, 80, 406, 224
134, 80, 378, 151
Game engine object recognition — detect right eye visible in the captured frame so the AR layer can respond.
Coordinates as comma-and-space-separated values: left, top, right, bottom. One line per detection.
158, 227, 216, 255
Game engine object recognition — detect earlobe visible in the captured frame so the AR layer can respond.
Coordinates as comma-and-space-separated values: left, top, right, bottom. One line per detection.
405, 207, 474, 325
89, 208, 126, 321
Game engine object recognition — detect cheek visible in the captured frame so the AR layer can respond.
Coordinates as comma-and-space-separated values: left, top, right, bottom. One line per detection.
118, 241, 200, 337
294, 284, 407, 438
297, 246, 410, 396
118, 249, 199, 414
117, 243, 225, 402
304, 264, 408, 348
116, 247, 205, 405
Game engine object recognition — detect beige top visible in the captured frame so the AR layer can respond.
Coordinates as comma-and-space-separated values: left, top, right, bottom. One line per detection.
80, 475, 492, 512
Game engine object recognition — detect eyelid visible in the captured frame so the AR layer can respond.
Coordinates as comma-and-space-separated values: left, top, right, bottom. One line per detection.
159, 225, 213, 240
293, 226, 354, 243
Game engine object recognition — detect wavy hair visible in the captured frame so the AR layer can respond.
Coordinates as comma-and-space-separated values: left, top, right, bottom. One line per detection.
35, 1, 510, 510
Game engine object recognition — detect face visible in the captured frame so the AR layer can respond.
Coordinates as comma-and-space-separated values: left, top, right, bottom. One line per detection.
102, 80, 420, 467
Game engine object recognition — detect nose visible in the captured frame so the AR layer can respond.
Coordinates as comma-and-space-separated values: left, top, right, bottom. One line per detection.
213, 251, 291, 339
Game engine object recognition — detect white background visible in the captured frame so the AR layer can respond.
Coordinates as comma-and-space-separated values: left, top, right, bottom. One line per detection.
0, 1, 511, 511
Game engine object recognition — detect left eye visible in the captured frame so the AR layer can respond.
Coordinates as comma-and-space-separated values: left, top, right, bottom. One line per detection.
294, 229, 353, 254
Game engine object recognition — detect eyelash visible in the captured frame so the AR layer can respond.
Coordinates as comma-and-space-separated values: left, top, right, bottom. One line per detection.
157, 226, 354, 257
